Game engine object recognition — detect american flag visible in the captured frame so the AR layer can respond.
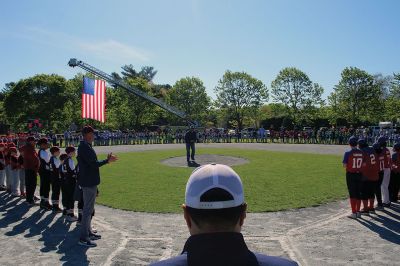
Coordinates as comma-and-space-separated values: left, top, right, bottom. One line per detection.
82, 77, 106, 123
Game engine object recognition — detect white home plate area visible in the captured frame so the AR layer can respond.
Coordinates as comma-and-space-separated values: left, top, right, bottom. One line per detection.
0, 143, 399, 266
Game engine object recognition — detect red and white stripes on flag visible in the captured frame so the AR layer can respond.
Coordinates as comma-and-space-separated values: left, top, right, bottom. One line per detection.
82, 77, 106, 123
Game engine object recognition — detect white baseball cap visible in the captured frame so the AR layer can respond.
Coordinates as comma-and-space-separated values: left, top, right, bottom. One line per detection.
185, 164, 245, 209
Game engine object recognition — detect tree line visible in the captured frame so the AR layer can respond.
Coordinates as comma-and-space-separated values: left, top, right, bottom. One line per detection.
0, 65, 399, 132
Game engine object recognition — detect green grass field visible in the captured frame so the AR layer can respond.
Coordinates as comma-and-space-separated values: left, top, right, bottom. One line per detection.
96, 148, 347, 213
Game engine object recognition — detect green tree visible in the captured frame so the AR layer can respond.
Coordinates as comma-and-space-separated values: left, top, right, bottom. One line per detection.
113, 64, 158, 82
214, 70, 268, 130
107, 77, 157, 129
3, 74, 71, 131
271, 67, 324, 125
384, 73, 400, 122
332, 67, 382, 124
168, 77, 211, 124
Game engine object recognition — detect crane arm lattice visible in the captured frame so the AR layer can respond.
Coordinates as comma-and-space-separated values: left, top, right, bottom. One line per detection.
68, 58, 197, 126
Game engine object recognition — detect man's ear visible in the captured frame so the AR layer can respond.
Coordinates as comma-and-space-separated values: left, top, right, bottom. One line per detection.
182, 204, 192, 229
239, 203, 247, 226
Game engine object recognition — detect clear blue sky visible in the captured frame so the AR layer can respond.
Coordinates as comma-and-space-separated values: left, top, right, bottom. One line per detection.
1, 0, 399, 99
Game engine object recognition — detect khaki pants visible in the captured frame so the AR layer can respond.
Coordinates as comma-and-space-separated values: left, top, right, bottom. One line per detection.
80, 185, 97, 241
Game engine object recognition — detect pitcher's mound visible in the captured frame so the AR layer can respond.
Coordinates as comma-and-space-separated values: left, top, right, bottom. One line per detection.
161, 154, 249, 168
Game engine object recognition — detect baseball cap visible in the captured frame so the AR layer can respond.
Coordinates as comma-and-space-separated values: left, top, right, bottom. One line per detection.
185, 164, 244, 210
9, 147, 17, 153
82, 125, 94, 135
37, 138, 48, 145
27, 136, 36, 142
357, 138, 367, 148
348, 136, 358, 146
378, 136, 387, 144
65, 146, 76, 154
50, 146, 60, 154
373, 142, 381, 150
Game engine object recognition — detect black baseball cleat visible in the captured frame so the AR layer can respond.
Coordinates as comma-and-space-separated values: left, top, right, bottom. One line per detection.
89, 233, 102, 240
360, 209, 370, 216
78, 239, 97, 247
40, 201, 51, 211
52, 206, 63, 213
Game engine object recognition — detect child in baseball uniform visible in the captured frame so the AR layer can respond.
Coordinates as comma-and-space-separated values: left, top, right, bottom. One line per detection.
0, 143, 6, 190
61, 147, 78, 222
9, 147, 20, 196
389, 143, 400, 203
343, 136, 364, 219
378, 136, 392, 207
38, 138, 52, 210
4, 143, 13, 193
358, 139, 379, 215
49, 146, 63, 213
18, 146, 26, 198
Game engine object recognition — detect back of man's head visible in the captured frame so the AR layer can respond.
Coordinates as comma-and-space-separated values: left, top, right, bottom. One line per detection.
184, 164, 246, 233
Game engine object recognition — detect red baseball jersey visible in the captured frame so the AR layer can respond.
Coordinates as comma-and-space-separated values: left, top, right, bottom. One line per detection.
361, 148, 379, 181
343, 148, 364, 173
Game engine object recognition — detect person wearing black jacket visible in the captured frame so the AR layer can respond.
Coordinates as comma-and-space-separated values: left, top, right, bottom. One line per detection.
184, 126, 197, 164
77, 126, 117, 247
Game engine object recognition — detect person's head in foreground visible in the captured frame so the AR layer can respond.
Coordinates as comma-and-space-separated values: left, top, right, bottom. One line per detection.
151, 164, 298, 266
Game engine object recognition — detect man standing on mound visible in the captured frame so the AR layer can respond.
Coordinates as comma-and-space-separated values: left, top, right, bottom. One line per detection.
151, 163, 298, 266
77, 125, 118, 247
184, 126, 197, 165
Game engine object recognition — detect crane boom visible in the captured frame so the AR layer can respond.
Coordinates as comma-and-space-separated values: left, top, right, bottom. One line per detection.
68, 58, 197, 126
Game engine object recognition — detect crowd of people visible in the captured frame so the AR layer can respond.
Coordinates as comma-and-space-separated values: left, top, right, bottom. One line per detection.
0, 136, 80, 219
342, 136, 400, 219
2, 125, 400, 148
0, 126, 117, 248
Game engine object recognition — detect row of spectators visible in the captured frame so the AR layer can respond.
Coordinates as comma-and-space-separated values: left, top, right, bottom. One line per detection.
2, 126, 399, 148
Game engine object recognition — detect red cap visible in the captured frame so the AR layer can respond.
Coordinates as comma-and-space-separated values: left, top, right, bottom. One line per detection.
27, 136, 36, 142
8, 147, 17, 153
